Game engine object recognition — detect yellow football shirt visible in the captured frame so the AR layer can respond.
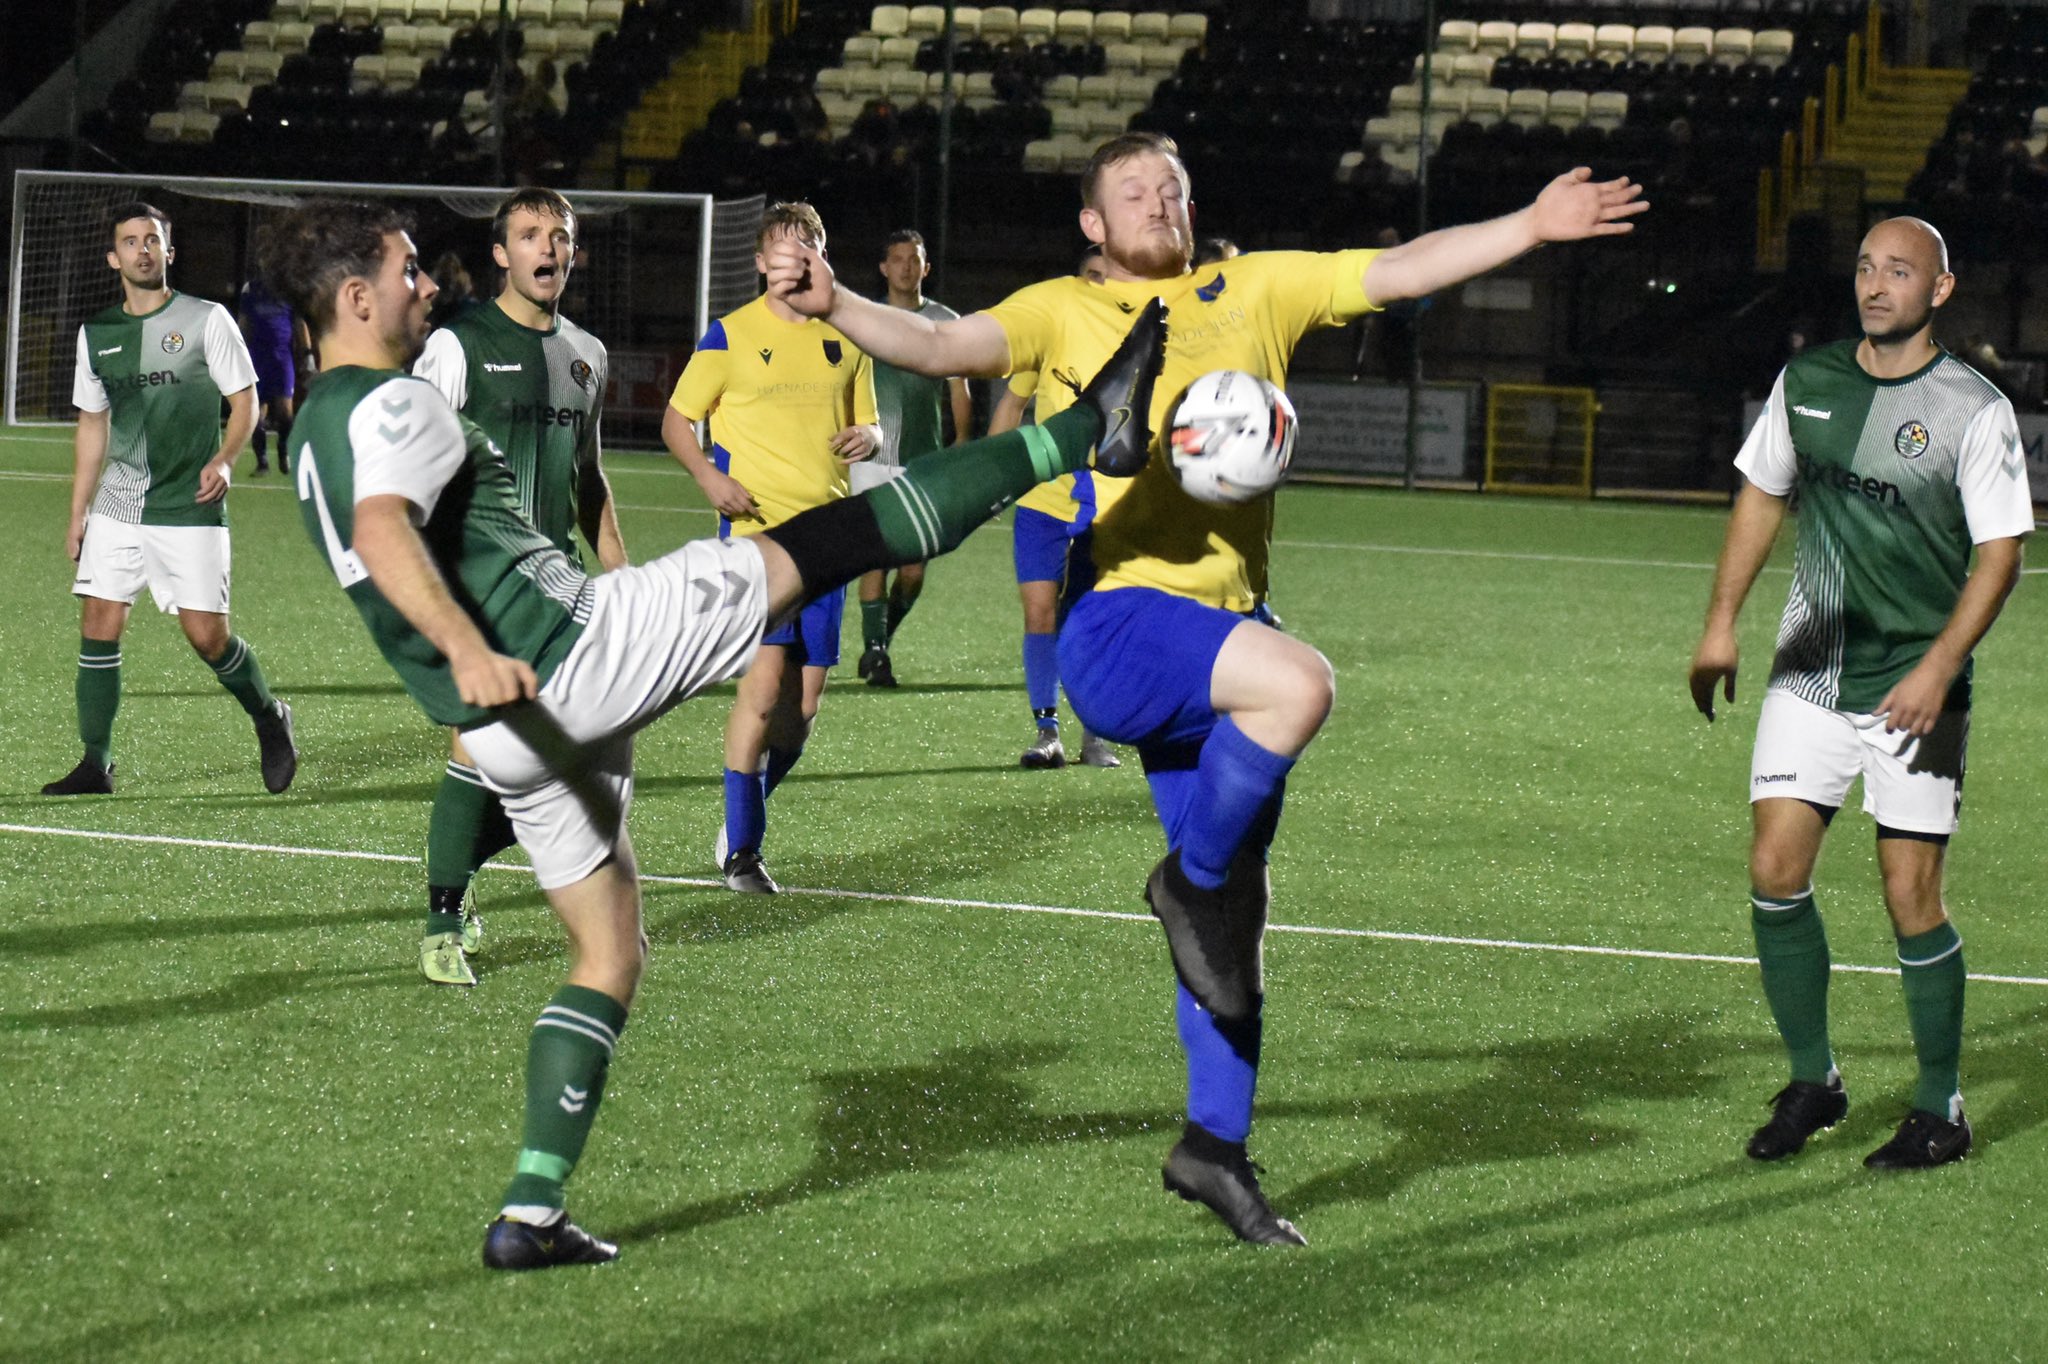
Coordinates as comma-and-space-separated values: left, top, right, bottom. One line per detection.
669, 295, 878, 530
1008, 370, 1090, 523
986, 249, 1381, 610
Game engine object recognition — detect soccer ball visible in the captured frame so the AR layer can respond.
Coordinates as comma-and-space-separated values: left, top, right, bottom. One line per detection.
1167, 369, 1297, 505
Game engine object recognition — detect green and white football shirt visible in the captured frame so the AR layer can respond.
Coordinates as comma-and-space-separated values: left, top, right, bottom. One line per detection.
1739, 341, 2033, 713
870, 298, 959, 468
412, 302, 607, 558
289, 366, 593, 729
72, 291, 257, 528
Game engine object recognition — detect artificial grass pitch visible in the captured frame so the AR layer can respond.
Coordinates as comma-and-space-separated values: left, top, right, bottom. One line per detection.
3, 425, 2046, 1361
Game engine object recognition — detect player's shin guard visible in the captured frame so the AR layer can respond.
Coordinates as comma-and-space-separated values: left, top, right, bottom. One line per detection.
426, 762, 516, 934
76, 637, 121, 767
761, 405, 1103, 596
501, 985, 628, 1222
1897, 921, 1965, 1117
1752, 888, 1835, 1084
206, 636, 277, 716
1181, 718, 1295, 891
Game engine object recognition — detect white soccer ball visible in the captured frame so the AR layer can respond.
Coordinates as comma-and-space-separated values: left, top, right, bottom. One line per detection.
1167, 369, 1297, 505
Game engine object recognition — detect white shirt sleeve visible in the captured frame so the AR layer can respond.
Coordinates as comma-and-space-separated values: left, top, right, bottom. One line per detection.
411, 327, 469, 410
350, 376, 469, 525
1733, 369, 1795, 495
202, 302, 258, 396
72, 328, 109, 413
1954, 397, 2035, 544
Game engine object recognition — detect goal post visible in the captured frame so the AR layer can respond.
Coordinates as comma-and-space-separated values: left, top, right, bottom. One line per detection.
7, 169, 766, 445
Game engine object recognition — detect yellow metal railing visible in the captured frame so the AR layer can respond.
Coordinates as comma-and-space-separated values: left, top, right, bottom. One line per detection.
1759, 4, 1884, 269
1484, 384, 1597, 497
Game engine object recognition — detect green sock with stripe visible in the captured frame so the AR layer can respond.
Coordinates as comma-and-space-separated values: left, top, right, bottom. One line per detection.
1752, 887, 1835, 1084
206, 636, 276, 717
864, 404, 1101, 563
76, 637, 121, 767
425, 762, 516, 936
860, 597, 888, 651
500, 984, 629, 1221
1898, 920, 1965, 1117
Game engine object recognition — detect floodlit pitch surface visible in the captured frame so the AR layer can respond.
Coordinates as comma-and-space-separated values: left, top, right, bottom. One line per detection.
4, 425, 2045, 1361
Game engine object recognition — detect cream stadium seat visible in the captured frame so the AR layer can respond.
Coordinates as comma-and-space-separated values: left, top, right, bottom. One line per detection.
880, 35, 921, 66
340, 0, 378, 26
1023, 137, 1062, 173
383, 52, 424, 86
846, 65, 889, 100
554, 0, 587, 21
1452, 53, 1493, 87
514, 0, 552, 23
870, 5, 910, 38
1139, 42, 1181, 72
412, 22, 454, 53
376, 0, 413, 21
1104, 41, 1144, 71
1587, 90, 1628, 131
906, 5, 946, 37
1437, 18, 1478, 52
1055, 9, 1093, 43
1130, 10, 1169, 43
243, 49, 286, 79
1049, 103, 1090, 137
1753, 29, 1795, 68
819, 93, 864, 131
1554, 23, 1595, 63
1506, 87, 1548, 128
814, 67, 854, 98
177, 78, 211, 108
1633, 25, 1674, 62
350, 54, 389, 90
1056, 135, 1096, 173
445, 0, 484, 23
1464, 86, 1508, 127
240, 20, 278, 48
1545, 89, 1587, 130
1165, 12, 1205, 43
1592, 23, 1633, 64
1714, 28, 1754, 67
1514, 22, 1555, 60
1671, 27, 1714, 66
1094, 11, 1131, 43
1114, 71, 1154, 104
1475, 20, 1516, 57
842, 34, 882, 65
588, 0, 624, 22
1042, 72, 1079, 104
272, 19, 315, 50
885, 69, 928, 100
210, 50, 249, 79
179, 110, 222, 142
961, 70, 999, 106
147, 111, 185, 143
1018, 7, 1056, 41
979, 6, 1019, 40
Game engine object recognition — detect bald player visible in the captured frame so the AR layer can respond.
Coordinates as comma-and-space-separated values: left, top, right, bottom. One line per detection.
1690, 217, 2031, 1171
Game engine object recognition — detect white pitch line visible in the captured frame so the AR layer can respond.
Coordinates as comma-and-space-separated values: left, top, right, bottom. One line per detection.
5, 821, 2044, 987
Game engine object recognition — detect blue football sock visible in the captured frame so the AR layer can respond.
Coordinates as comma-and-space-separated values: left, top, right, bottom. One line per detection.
1022, 630, 1059, 718
723, 767, 765, 854
763, 745, 802, 800
1181, 717, 1295, 891
1177, 983, 1259, 1143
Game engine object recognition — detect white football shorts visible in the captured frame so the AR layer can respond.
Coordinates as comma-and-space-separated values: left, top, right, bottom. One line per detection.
1749, 686, 1968, 835
847, 459, 905, 495
460, 534, 769, 888
72, 514, 231, 615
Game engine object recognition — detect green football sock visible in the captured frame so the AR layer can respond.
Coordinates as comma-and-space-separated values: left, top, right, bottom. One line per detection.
1897, 921, 1965, 1117
501, 984, 628, 1219
76, 637, 121, 767
1752, 888, 1835, 1084
865, 404, 1101, 563
860, 598, 888, 651
885, 580, 918, 642
206, 636, 276, 717
425, 762, 516, 934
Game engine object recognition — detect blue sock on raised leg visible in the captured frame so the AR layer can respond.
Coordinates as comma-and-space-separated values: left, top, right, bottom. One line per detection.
1180, 717, 1295, 891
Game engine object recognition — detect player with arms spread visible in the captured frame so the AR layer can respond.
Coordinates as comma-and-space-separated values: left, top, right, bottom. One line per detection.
1689, 217, 2030, 1170
45, 201, 297, 799
764, 131, 1646, 1244
410, 186, 626, 987
264, 197, 1164, 1269
662, 202, 882, 895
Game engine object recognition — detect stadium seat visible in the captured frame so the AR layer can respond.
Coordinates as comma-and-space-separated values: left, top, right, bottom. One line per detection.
905, 5, 945, 37
1104, 41, 1143, 72
270, 0, 313, 16
871, 5, 910, 38
1592, 23, 1633, 64
376, 0, 412, 21
412, 22, 453, 53
241, 20, 278, 49
1043, 72, 1079, 104
814, 67, 853, 98
1050, 102, 1089, 137
445, 0, 482, 21
1554, 23, 1595, 62
1055, 9, 1092, 43
1452, 53, 1493, 88
176, 78, 209, 109
1130, 11, 1168, 43
880, 36, 921, 66
244, 49, 286, 79
181, 110, 222, 141
210, 50, 248, 79
1022, 136, 1061, 172
819, 92, 863, 130
1587, 89, 1628, 131
384, 53, 424, 86
1714, 29, 1754, 68
1633, 25, 1673, 63
980, 6, 1018, 40
1505, 86, 1547, 128
514, 0, 550, 23
951, 5, 983, 36
1018, 8, 1055, 41
1094, 11, 1131, 43
1475, 20, 1516, 57
2034, 105, 2048, 136
1437, 19, 1478, 53
1672, 27, 1713, 66
1078, 72, 1116, 105
382, 22, 420, 52
306, 0, 344, 21
146, 110, 184, 142
1139, 42, 1180, 73
588, 0, 623, 22
350, 54, 388, 89
1464, 86, 1508, 127
961, 70, 998, 106
554, 0, 586, 20
1114, 70, 1154, 104
1545, 88, 1587, 129
1514, 22, 1555, 60
522, 26, 559, 55
1165, 13, 1204, 43
885, 69, 927, 100
340, 0, 378, 25
1752, 29, 1794, 68
847, 65, 889, 99
843, 34, 882, 65
1055, 133, 1095, 173
554, 27, 593, 58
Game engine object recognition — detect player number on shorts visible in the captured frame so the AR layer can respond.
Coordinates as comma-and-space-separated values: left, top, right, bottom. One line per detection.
295, 448, 370, 588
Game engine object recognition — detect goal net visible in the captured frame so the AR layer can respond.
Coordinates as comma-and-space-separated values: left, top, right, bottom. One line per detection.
6, 170, 766, 446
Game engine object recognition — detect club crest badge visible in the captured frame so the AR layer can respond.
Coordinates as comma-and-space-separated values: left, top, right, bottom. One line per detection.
822, 339, 843, 366
1894, 420, 1929, 459
161, 332, 185, 354
569, 359, 593, 391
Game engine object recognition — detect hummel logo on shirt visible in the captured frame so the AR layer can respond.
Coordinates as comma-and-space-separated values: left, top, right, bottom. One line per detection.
484, 362, 523, 373
1792, 405, 1832, 419
97, 346, 123, 356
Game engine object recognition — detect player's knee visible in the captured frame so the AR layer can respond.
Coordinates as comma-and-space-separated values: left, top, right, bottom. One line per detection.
1275, 645, 1335, 734
1748, 844, 1811, 900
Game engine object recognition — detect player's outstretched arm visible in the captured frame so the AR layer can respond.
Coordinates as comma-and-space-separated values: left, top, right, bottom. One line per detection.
68, 409, 110, 561
1689, 482, 1787, 722
1363, 168, 1647, 306
354, 494, 538, 707
1875, 535, 2025, 736
761, 237, 1011, 379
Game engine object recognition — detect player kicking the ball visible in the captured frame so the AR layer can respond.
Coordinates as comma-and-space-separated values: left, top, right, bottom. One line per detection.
765, 132, 1646, 1245
263, 198, 1164, 1270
